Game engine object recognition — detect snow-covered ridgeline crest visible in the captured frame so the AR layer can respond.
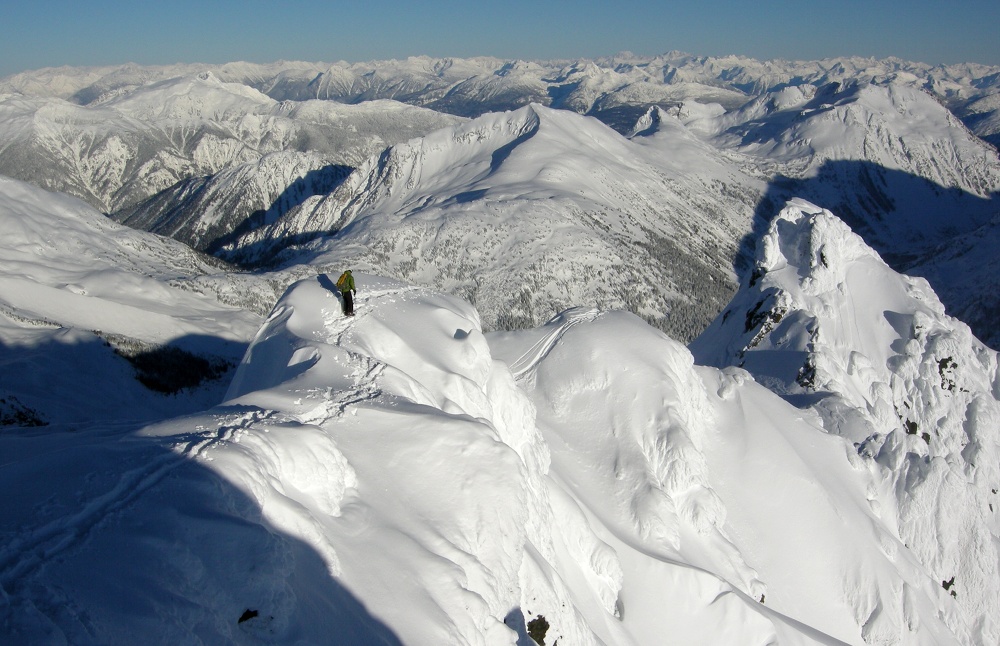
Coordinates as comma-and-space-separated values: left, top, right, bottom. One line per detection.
216, 103, 760, 343
220, 104, 546, 251
693, 199, 1000, 645
0, 74, 464, 213
3, 54, 999, 137
1, 263, 984, 643
219, 275, 561, 643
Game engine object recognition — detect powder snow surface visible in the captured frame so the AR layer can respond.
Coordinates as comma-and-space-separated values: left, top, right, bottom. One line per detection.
5, 206, 996, 643
0, 176, 263, 424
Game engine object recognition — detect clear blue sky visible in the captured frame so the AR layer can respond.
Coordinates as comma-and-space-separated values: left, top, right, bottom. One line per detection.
2, 0, 998, 78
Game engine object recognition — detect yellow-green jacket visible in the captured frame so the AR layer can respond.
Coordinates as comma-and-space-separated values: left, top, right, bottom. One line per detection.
336, 271, 355, 293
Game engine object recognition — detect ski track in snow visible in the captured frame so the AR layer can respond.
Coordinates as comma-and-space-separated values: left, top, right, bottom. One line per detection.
0, 280, 411, 585
0, 408, 276, 592
296, 282, 434, 423
507, 307, 602, 379
297, 305, 386, 425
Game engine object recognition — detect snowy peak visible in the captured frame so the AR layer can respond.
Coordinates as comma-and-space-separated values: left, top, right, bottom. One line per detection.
693, 199, 1000, 645
712, 80, 1000, 198
755, 198, 884, 291
215, 104, 761, 342
693, 198, 1000, 473
365, 102, 544, 191
105, 71, 276, 121
693, 198, 975, 396
221, 103, 612, 250
301, 103, 546, 223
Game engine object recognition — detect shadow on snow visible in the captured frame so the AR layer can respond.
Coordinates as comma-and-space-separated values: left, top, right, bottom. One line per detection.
0, 330, 403, 644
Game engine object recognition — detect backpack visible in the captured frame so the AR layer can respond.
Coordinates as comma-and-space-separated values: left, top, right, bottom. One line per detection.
336, 272, 348, 289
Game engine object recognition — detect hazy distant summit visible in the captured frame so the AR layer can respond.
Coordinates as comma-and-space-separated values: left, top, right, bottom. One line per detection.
1, 53, 999, 346
3, 52, 999, 142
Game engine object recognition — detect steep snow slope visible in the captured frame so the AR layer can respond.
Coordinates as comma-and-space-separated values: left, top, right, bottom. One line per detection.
0, 74, 463, 212
0, 176, 265, 424
493, 308, 965, 645
111, 151, 352, 252
692, 199, 1000, 645
217, 104, 763, 341
684, 81, 1000, 346
696, 82, 1000, 243
1, 270, 975, 644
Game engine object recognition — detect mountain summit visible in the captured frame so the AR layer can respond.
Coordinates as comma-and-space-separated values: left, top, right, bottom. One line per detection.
2, 55, 1000, 645
5, 234, 996, 642
693, 199, 1000, 644
215, 104, 761, 341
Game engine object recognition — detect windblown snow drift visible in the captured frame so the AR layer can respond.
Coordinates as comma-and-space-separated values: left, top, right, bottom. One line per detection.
3, 200, 997, 644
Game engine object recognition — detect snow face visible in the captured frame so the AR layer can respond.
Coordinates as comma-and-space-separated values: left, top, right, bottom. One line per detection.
3, 59, 999, 348
216, 104, 762, 343
0, 176, 265, 424
0, 78, 464, 213
693, 199, 1000, 645
2, 260, 988, 644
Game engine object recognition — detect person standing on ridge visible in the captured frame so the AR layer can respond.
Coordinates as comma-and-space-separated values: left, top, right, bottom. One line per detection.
336, 270, 357, 316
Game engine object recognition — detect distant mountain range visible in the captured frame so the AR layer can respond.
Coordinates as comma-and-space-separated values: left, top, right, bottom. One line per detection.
1, 54, 998, 348
4, 53, 999, 140
2, 53, 1000, 645
0, 71, 464, 213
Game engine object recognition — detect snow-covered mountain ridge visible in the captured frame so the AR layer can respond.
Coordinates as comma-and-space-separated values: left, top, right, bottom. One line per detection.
5, 198, 998, 642
1, 48, 999, 645
2, 57, 998, 349
215, 103, 762, 342
197, 90, 999, 347
0, 75, 463, 213
0, 52, 1000, 218
0, 176, 268, 425
693, 199, 1000, 645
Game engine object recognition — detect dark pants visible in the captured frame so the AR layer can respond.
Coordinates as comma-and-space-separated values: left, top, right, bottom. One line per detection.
342, 290, 354, 315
